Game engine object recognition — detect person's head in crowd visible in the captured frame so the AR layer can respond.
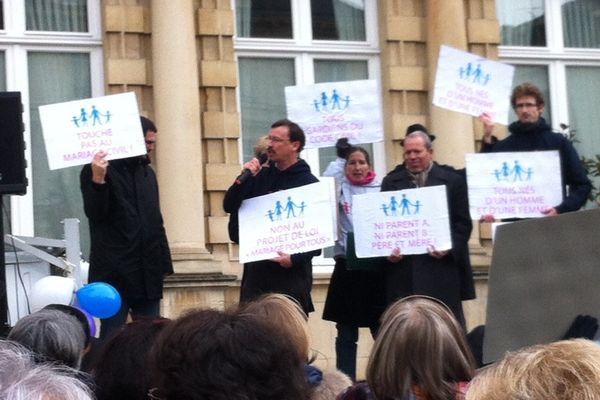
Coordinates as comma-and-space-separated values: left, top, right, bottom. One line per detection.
141, 116, 157, 154
367, 296, 475, 400
93, 317, 171, 400
241, 293, 311, 362
8, 308, 87, 369
42, 304, 91, 349
400, 123, 436, 146
510, 82, 545, 125
268, 119, 306, 169
402, 131, 434, 174
0, 339, 93, 400
466, 339, 600, 400
345, 146, 374, 184
150, 308, 309, 400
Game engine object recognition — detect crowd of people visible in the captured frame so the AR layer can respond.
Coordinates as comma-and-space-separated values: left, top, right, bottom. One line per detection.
1, 295, 600, 399
0, 82, 595, 398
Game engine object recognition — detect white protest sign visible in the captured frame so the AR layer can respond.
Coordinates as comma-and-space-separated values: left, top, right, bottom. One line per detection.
352, 186, 451, 257
39, 92, 146, 170
285, 79, 384, 149
433, 45, 515, 125
466, 151, 563, 219
238, 181, 336, 263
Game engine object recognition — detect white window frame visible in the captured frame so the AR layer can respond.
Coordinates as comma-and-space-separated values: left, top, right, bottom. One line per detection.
498, 0, 600, 132
234, 0, 382, 271
0, 0, 103, 236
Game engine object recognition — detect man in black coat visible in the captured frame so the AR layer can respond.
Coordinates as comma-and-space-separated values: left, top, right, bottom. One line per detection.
381, 131, 474, 325
80, 116, 173, 340
223, 119, 320, 314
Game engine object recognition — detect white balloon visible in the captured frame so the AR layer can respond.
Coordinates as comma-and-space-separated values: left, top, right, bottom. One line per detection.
30, 276, 76, 312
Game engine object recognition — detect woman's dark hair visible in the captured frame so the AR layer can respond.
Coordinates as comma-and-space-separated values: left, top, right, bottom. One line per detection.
345, 146, 372, 167
151, 308, 309, 400
93, 318, 171, 400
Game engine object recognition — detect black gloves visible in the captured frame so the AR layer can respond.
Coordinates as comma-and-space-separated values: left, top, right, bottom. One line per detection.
335, 137, 352, 159
562, 315, 599, 340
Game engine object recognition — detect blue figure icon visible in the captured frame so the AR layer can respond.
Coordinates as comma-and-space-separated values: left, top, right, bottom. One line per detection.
331, 89, 341, 110
493, 168, 502, 181
313, 99, 321, 112
104, 110, 112, 123
266, 209, 275, 222
483, 73, 491, 85
460, 62, 473, 79
400, 194, 413, 216
389, 196, 399, 216
512, 160, 525, 181
526, 167, 533, 181
79, 108, 88, 127
285, 196, 298, 218
274, 201, 284, 220
381, 203, 389, 216
473, 64, 483, 84
501, 161, 511, 180
71, 115, 80, 127
343, 96, 351, 109
320, 92, 328, 107
90, 105, 102, 126
413, 200, 422, 214
298, 201, 307, 216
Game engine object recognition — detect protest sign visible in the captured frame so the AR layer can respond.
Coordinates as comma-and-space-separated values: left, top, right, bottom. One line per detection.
352, 186, 451, 257
238, 181, 336, 263
39, 92, 146, 170
466, 151, 562, 219
285, 79, 383, 149
433, 45, 515, 125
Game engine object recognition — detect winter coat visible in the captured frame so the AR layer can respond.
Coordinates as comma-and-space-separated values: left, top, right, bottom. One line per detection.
80, 156, 173, 300
223, 159, 320, 314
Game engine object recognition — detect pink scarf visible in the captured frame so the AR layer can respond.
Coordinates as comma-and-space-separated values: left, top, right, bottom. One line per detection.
346, 170, 376, 186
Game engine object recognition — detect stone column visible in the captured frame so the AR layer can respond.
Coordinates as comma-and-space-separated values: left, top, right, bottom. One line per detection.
426, 0, 475, 167
150, 1, 216, 273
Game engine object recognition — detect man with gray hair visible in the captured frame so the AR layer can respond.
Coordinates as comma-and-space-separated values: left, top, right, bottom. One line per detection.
0, 339, 93, 400
7, 308, 87, 369
380, 130, 474, 326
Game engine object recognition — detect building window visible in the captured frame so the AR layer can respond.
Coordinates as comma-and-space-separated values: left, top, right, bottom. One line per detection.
1, 1, 102, 250
311, 0, 366, 41
25, 0, 88, 32
235, 0, 292, 38
498, 0, 600, 206
498, 0, 546, 46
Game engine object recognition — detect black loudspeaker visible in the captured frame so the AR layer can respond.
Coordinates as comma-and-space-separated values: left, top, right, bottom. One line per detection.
0, 92, 27, 195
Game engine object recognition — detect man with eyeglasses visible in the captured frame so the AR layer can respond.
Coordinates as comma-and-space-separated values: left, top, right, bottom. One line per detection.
479, 83, 591, 217
80, 116, 173, 341
223, 119, 320, 314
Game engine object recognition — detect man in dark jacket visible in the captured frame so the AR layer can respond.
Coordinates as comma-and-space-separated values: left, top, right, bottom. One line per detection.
381, 131, 474, 326
223, 119, 319, 314
80, 116, 173, 340
480, 83, 591, 216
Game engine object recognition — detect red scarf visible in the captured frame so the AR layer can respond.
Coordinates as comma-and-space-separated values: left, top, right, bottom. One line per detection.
346, 170, 376, 186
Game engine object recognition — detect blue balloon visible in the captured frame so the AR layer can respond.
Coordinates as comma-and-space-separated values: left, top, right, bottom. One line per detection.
76, 282, 122, 319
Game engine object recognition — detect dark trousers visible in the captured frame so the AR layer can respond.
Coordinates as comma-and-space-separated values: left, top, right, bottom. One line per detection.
335, 323, 378, 382
99, 297, 160, 341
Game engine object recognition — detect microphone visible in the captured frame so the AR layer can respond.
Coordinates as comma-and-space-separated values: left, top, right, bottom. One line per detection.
235, 152, 268, 185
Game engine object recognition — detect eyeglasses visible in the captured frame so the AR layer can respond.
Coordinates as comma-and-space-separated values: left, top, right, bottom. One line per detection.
268, 136, 290, 143
515, 102, 538, 109
145, 140, 156, 145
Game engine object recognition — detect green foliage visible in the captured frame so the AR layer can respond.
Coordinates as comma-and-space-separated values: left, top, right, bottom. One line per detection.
581, 154, 600, 205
